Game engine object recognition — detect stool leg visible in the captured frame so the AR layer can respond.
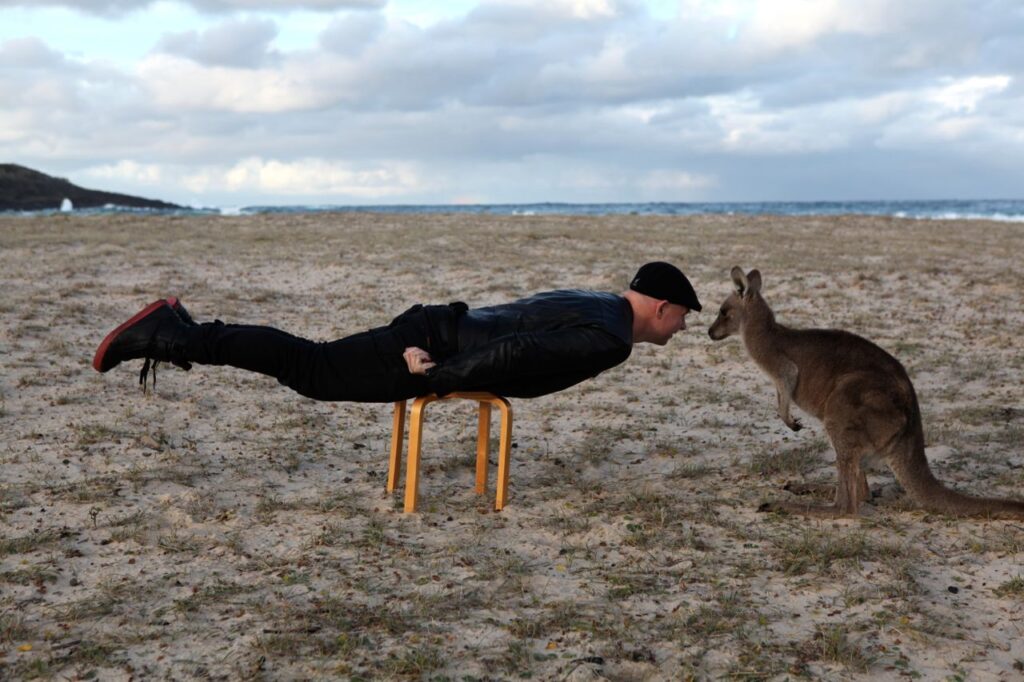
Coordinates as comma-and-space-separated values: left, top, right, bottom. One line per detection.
475, 401, 492, 495
387, 401, 406, 493
404, 397, 430, 513
495, 400, 513, 511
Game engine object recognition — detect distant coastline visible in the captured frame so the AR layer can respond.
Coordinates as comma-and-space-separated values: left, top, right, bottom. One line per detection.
5, 198, 1023, 222
230, 199, 1024, 222
1, 164, 1021, 221
0, 163, 181, 212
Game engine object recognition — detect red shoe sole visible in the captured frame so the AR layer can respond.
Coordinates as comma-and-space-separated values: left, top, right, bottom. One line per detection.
92, 299, 169, 373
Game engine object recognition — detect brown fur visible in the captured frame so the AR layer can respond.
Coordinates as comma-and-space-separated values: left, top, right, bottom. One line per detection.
708, 266, 1024, 519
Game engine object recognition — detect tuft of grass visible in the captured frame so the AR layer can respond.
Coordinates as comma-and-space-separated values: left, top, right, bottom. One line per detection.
538, 512, 591, 535
774, 529, 903, 576
307, 522, 351, 548
107, 510, 151, 544
255, 494, 288, 523
959, 525, 1024, 555
74, 423, 126, 447
994, 576, 1024, 599
0, 529, 62, 557
174, 580, 254, 614
60, 592, 118, 622
477, 551, 536, 581
384, 644, 445, 678
0, 565, 59, 587
497, 639, 533, 676
59, 640, 121, 669
668, 462, 712, 480
49, 475, 121, 504
255, 632, 352, 660
0, 609, 33, 644
0, 639, 122, 679
157, 530, 202, 553
802, 623, 874, 673
124, 464, 201, 490
507, 601, 581, 639
879, 554, 923, 599
578, 424, 635, 465
0, 486, 29, 518
355, 517, 388, 549
606, 573, 669, 600
607, 490, 711, 551
305, 596, 418, 637
679, 590, 748, 641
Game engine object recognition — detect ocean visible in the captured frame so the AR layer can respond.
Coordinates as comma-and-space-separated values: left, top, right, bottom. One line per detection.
10, 198, 1024, 222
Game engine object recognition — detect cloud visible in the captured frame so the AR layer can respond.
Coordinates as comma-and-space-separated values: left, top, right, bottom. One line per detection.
136, 53, 337, 112
80, 160, 164, 184
319, 11, 385, 56
3, 1, 1024, 204
875, 75, 1022, 153
639, 169, 716, 193
720, 0, 892, 50
0, 37, 133, 136
0, 37, 67, 68
929, 75, 1011, 114
181, 157, 427, 198
154, 17, 279, 68
185, 0, 384, 11
0, 0, 383, 14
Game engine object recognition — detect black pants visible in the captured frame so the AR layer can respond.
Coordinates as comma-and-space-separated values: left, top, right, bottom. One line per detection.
183, 308, 450, 402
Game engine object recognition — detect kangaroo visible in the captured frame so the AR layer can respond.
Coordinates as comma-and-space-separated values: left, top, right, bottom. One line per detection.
708, 266, 1024, 519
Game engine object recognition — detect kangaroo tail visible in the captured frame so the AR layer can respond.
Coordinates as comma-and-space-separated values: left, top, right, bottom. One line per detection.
889, 428, 1024, 519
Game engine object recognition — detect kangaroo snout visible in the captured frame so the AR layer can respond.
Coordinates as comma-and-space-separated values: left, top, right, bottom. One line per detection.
707, 288, 744, 341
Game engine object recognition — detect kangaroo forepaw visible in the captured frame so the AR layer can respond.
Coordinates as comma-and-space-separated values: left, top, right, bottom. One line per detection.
787, 417, 803, 432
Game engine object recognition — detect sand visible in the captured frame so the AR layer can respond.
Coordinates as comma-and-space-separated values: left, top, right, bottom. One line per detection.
1, 211, 1022, 680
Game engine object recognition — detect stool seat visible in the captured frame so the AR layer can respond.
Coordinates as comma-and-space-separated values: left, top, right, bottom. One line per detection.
386, 392, 513, 513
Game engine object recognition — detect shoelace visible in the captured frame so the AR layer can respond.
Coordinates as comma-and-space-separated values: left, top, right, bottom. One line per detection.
138, 357, 192, 394
139, 358, 159, 393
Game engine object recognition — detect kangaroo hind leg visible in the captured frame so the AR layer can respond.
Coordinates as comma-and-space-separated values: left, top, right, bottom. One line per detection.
760, 410, 874, 517
760, 451, 868, 518
784, 470, 870, 501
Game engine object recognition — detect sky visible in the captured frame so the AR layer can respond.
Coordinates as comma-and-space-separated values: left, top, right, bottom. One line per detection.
1, 0, 1022, 207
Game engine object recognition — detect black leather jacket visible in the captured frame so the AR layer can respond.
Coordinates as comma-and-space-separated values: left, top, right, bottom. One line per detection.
421, 289, 634, 398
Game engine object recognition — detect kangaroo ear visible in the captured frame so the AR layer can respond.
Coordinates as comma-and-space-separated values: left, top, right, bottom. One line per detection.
747, 269, 762, 295
730, 266, 748, 296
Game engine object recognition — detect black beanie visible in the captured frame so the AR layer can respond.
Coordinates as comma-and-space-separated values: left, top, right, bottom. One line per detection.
629, 262, 702, 312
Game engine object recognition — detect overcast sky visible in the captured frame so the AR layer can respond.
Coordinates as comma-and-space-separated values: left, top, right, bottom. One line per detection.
1, 0, 1022, 207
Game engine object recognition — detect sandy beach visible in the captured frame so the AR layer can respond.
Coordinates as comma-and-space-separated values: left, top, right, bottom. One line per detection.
1, 212, 1022, 680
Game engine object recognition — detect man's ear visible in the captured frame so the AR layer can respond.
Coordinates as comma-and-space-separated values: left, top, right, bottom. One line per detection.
655, 300, 669, 318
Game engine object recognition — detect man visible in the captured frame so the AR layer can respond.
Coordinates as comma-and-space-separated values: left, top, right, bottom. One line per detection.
93, 262, 701, 401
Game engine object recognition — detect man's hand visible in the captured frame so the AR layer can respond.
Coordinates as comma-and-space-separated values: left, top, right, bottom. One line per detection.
403, 346, 436, 375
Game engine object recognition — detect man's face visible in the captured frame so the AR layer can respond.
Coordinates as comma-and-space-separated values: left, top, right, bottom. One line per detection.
651, 302, 690, 345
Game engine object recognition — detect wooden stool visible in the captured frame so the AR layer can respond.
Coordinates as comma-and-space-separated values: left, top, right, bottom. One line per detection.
387, 392, 512, 513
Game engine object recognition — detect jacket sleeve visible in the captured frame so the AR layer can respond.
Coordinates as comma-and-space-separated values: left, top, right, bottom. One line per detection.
424, 326, 631, 398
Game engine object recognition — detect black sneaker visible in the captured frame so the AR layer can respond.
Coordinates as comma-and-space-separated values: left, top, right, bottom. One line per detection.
164, 297, 197, 371
166, 296, 197, 326
93, 300, 188, 374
